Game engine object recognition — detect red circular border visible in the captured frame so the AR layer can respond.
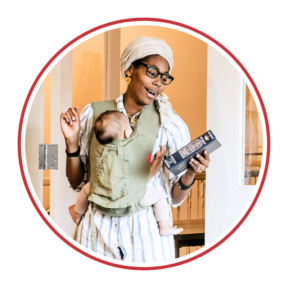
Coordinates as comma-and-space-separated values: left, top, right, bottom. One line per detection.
18, 18, 270, 270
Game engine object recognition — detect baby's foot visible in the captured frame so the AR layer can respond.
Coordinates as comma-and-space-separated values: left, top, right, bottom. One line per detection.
68, 205, 82, 224
159, 226, 183, 236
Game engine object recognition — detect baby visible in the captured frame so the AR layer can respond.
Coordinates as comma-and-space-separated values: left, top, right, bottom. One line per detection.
69, 110, 183, 236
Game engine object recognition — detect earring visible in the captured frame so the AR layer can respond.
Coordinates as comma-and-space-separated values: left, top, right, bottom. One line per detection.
125, 77, 131, 87
160, 92, 164, 96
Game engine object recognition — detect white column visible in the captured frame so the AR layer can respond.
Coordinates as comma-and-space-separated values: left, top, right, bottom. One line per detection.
50, 51, 78, 236
25, 83, 44, 204
206, 46, 254, 244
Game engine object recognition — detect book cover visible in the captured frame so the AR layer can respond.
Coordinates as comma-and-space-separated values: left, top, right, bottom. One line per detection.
163, 130, 221, 175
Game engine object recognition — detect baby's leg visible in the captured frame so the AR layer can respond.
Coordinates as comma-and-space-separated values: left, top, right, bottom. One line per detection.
70, 182, 90, 224
154, 198, 184, 236
141, 188, 183, 236
75, 182, 90, 214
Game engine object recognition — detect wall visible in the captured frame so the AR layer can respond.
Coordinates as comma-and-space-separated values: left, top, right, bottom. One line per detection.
72, 34, 104, 113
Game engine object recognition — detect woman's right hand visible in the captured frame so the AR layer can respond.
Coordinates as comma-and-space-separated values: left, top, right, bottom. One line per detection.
60, 107, 80, 145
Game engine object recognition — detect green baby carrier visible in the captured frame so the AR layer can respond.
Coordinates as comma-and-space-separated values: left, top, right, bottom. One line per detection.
87, 100, 161, 258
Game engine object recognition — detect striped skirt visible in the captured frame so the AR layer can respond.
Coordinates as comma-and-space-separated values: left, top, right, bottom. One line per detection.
74, 204, 175, 263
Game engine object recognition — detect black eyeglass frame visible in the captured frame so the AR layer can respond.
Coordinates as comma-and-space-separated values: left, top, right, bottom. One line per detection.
138, 62, 174, 85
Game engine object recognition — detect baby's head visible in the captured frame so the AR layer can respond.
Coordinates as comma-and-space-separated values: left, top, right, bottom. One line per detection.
94, 110, 133, 145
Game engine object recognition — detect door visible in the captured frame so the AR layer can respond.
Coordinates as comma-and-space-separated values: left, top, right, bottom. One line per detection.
49, 51, 78, 235
25, 83, 44, 205
24, 50, 77, 237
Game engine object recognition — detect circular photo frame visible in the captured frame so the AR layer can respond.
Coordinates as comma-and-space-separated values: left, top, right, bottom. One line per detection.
18, 18, 270, 270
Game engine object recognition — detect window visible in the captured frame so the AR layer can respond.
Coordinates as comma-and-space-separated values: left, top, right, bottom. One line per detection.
244, 84, 263, 185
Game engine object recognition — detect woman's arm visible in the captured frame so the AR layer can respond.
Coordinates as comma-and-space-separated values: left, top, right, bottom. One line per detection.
60, 107, 85, 189
66, 148, 85, 189
171, 151, 210, 204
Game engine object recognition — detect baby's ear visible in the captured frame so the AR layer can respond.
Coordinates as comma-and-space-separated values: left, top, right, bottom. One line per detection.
124, 129, 130, 139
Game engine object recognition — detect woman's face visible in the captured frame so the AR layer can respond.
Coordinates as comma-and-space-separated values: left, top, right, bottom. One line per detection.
126, 55, 170, 107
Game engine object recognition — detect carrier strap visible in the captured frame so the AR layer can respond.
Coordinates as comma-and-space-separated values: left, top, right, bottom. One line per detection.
90, 203, 97, 252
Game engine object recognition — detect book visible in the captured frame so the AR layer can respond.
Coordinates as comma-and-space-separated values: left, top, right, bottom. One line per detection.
163, 130, 221, 175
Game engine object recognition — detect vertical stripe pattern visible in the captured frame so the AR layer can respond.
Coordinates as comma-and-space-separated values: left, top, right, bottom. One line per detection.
73, 94, 191, 263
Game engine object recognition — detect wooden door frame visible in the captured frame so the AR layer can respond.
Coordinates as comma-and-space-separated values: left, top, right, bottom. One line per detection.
103, 29, 121, 100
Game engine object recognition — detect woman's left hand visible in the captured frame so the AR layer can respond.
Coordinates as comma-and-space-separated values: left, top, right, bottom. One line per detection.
187, 150, 210, 174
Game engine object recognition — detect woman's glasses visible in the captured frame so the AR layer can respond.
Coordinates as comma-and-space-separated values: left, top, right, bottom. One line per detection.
138, 63, 174, 85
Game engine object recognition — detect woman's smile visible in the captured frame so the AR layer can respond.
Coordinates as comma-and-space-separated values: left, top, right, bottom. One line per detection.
145, 87, 158, 99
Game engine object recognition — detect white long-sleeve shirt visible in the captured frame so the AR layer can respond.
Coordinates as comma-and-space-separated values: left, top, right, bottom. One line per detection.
73, 94, 191, 263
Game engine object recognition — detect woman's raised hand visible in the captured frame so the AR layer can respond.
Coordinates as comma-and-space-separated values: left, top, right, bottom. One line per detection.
60, 107, 80, 143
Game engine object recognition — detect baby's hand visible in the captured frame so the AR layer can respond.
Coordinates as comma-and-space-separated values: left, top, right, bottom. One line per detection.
149, 145, 167, 180
68, 204, 82, 224
155, 145, 167, 160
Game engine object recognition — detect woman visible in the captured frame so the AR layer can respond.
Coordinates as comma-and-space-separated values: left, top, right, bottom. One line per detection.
60, 36, 210, 263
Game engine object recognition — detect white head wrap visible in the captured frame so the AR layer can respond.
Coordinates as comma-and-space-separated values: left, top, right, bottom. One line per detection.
120, 36, 173, 78
120, 36, 175, 125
